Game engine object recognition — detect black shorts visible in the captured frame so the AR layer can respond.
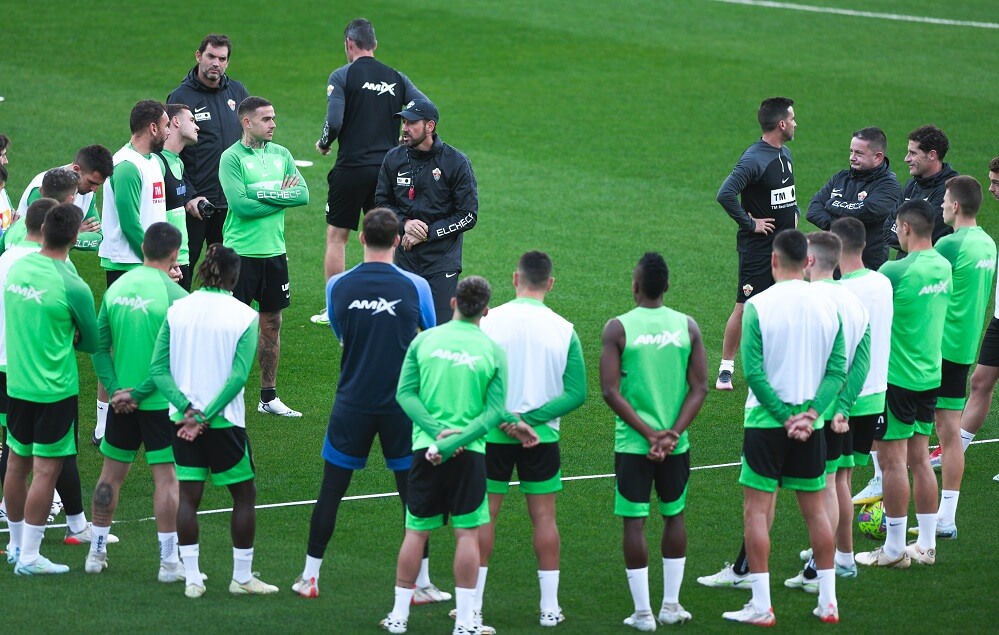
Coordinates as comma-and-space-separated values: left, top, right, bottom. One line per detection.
423, 269, 460, 326
614, 452, 690, 517
326, 165, 380, 230
486, 442, 562, 495
851, 412, 883, 460
173, 425, 255, 486
978, 317, 999, 367
102, 408, 175, 465
321, 404, 412, 471
0, 371, 8, 419
938, 358, 971, 400
885, 383, 936, 439
740, 426, 826, 492
736, 252, 775, 303
823, 418, 847, 471
232, 254, 290, 312
406, 450, 488, 530
6, 395, 78, 458
105, 269, 127, 288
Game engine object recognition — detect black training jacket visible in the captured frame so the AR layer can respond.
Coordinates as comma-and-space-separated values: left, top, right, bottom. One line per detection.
883, 163, 959, 257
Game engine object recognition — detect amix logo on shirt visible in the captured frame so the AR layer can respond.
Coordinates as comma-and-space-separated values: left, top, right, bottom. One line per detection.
918, 281, 949, 296
633, 330, 683, 349
112, 295, 154, 314
348, 298, 401, 316
7, 283, 45, 304
430, 349, 481, 370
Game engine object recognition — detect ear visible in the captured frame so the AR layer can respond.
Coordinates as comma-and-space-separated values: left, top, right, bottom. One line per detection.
512, 271, 519, 288
359, 232, 367, 246
392, 233, 400, 248
546, 276, 555, 292
449, 296, 457, 310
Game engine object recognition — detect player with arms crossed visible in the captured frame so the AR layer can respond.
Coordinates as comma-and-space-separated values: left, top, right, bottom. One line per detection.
151, 244, 277, 598
601, 252, 708, 631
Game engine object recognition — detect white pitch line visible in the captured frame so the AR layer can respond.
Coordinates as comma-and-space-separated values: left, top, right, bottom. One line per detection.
710, 0, 999, 29
1, 441, 996, 534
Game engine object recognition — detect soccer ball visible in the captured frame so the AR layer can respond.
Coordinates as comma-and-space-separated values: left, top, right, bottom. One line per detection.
857, 501, 886, 540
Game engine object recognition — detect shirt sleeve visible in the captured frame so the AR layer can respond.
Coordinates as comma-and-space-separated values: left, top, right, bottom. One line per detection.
375, 156, 402, 220
741, 302, 792, 424
400, 72, 427, 103
836, 326, 871, 417
66, 272, 98, 355
521, 331, 587, 427
238, 151, 309, 209
435, 348, 516, 461
425, 153, 478, 242
130, 277, 190, 405
111, 161, 146, 258
318, 68, 348, 149
811, 319, 848, 416
396, 340, 447, 440
150, 319, 189, 411
805, 178, 836, 230
90, 300, 120, 393
74, 196, 103, 251
717, 152, 761, 232
201, 317, 259, 422
219, 150, 285, 218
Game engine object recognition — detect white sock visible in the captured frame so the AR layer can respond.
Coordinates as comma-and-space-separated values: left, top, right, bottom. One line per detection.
937, 490, 960, 526
158, 531, 179, 563
52, 490, 62, 506
96, 400, 109, 438
303, 554, 322, 581
538, 569, 560, 612
916, 513, 937, 550
415, 557, 431, 588
884, 515, 906, 558
473, 566, 488, 612
179, 544, 202, 586
750, 572, 771, 614
871, 451, 882, 480
9, 519, 24, 550
719, 359, 735, 373
90, 525, 111, 554
20, 522, 45, 565
626, 566, 651, 614
816, 568, 836, 609
391, 586, 415, 621
233, 547, 253, 584
455, 587, 476, 628
662, 557, 685, 605
66, 512, 87, 534
834, 549, 854, 569
960, 429, 975, 452
0, 498, 6, 514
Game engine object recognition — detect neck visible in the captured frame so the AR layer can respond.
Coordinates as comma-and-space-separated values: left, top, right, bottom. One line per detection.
636, 296, 663, 309
515, 287, 547, 302
918, 164, 943, 180
952, 215, 977, 230
164, 138, 186, 154
242, 135, 266, 149
197, 73, 220, 89
363, 247, 395, 264
773, 266, 804, 282
25, 232, 42, 243
811, 269, 835, 281
761, 131, 784, 148
353, 49, 375, 59
130, 134, 152, 155
40, 245, 71, 260
455, 314, 481, 326
838, 254, 865, 274
904, 237, 934, 253
144, 259, 173, 274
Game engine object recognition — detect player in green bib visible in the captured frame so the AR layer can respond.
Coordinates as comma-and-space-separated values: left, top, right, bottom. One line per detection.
927, 175, 997, 537
858, 200, 952, 569
220, 96, 309, 418
3, 203, 97, 575
86, 223, 189, 580
601, 252, 707, 630
382, 276, 527, 635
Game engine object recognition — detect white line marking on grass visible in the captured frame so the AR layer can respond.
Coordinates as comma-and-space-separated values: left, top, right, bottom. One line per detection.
710, 0, 999, 29
0, 440, 996, 534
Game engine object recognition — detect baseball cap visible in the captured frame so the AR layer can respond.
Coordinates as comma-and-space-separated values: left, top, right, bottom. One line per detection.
395, 98, 439, 123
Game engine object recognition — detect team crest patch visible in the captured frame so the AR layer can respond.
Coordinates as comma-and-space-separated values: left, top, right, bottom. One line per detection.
227, 99, 236, 111
858, 191, 868, 201
742, 283, 754, 297
432, 168, 442, 182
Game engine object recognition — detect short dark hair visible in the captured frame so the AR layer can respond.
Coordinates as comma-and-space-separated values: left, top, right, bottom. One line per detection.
758, 97, 794, 133
42, 203, 83, 249
0, 133, 9, 152
0, 163, 7, 184
773, 229, 808, 267
237, 96, 272, 118
989, 156, 999, 174
25, 198, 58, 233
74, 145, 114, 179
165, 103, 191, 120
830, 217, 867, 254
198, 33, 231, 55
197, 243, 241, 290
130, 100, 167, 134
896, 199, 936, 238
40, 168, 79, 202
344, 18, 376, 50
635, 252, 669, 298
143, 222, 182, 261
853, 127, 887, 155
946, 175, 983, 217
455, 276, 491, 318
908, 125, 949, 160
806, 232, 842, 271
517, 251, 553, 289
361, 207, 399, 248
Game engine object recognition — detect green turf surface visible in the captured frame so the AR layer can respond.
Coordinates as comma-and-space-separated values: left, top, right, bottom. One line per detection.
1, 0, 998, 632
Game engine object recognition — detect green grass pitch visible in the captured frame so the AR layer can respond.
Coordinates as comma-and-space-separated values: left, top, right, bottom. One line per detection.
0, 0, 997, 632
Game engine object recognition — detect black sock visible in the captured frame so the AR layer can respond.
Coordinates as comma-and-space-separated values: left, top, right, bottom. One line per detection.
306, 462, 354, 559
56, 455, 85, 517
260, 388, 276, 403
733, 542, 750, 576
803, 559, 817, 579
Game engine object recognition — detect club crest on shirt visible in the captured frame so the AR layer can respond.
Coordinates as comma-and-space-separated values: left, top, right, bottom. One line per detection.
227, 99, 236, 111
858, 191, 868, 201
432, 168, 441, 182
327, 84, 334, 97
742, 283, 754, 297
